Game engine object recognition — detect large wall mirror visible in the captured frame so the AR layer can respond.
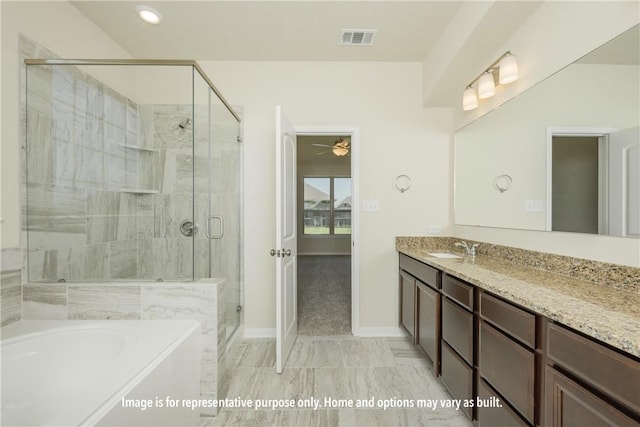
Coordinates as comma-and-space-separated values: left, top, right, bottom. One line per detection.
455, 24, 639, 238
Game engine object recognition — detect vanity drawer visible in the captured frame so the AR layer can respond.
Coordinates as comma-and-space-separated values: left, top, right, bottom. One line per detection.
480, 321, 535, 424
442, 297, 473, 364
399, 254, 439, 289
546, 322, 640, 414
480, 292, 535, 348
442, 274, 473, 310
441, 342, 473, 419
477, 379, 529, 427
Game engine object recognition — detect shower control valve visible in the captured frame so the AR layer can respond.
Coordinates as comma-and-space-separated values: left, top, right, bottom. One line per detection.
180, 220, 199, 237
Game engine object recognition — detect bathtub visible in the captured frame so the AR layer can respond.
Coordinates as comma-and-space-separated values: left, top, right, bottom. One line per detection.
1, 320, 201, 427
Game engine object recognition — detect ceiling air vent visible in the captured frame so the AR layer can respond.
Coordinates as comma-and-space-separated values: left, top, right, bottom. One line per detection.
340, 29, 377, 46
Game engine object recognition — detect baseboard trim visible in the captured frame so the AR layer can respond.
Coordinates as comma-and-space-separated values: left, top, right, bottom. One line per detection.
355, 326, 407, 337
243, 328, 276, 338
298, 252, 351, 256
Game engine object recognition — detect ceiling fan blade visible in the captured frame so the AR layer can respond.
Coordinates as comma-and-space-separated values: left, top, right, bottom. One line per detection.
311, 143, 331, 147
315, 150, 330, 155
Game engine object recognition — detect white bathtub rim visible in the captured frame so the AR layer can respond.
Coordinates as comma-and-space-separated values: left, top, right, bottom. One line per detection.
80, 320, 201, 427
1, 320, 201, 427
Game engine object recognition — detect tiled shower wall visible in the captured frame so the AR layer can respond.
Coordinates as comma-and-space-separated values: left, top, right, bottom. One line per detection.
1, 248, 22, 326
21, 36, 213, 282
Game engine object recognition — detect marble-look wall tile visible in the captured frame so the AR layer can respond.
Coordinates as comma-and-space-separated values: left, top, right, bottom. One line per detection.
137, 238, 193, 281
153, 193, 192, 238
109, 240, 138, 279
68, 284, 140, 319
23, 283, 67, 319
26, 182, 87, 218
1, 248, 23, 326
29, 243, 110, 282
25, 109, 54, 184
141, 280, 224, 416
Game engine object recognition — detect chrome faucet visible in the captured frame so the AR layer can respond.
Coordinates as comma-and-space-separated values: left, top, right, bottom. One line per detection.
455, 241, 479, 257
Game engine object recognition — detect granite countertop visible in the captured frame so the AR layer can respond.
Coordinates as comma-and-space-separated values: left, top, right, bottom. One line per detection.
398, 247, 640, 358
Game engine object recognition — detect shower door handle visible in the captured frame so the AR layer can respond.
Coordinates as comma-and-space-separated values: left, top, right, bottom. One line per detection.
206, 215, 224, 239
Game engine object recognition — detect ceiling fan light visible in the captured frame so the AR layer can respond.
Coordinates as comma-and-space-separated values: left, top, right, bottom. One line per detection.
333, 146, 349, 156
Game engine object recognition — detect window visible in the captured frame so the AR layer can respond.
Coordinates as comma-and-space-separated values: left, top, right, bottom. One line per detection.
303, 177, 351, 235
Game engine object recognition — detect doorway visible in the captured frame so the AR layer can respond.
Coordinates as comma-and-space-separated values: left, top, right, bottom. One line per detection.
296, 133, 356, 335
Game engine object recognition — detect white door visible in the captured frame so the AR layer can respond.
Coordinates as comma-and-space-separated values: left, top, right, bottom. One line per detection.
609, 126, 640, 237
274, 106, 297, 373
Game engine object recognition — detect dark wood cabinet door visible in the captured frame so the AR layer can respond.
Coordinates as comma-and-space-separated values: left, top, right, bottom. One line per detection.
441, 342, 473, 419
479, 321, 535, 423
400, 271, 415, 338
545, 366, 639, 427
478, 379, 529, 427
442, 297, 473, 364
417, 281, 440, 370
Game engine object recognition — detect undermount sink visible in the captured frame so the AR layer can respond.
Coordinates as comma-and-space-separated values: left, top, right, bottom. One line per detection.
427, 252, 463, 259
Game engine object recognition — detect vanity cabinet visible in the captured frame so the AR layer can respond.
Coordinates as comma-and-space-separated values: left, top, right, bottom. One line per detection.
397, 252, 640, 427
399, 254, 440, 367
544, 322, 640, 427
399, 270, 416, 339
478, 291, 537, 426
441, 274, 475, 419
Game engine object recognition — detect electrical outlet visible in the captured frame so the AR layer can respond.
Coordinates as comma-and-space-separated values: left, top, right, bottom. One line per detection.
428, 225, 442, 235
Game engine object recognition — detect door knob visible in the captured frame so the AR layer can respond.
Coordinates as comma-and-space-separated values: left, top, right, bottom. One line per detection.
282, 249, 292, 257
270, 249, 281, 257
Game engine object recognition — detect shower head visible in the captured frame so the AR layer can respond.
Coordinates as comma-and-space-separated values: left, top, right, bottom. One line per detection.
178, 118, 192, 129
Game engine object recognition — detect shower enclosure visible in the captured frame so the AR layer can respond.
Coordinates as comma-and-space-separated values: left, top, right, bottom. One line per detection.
24, 59, 243, 339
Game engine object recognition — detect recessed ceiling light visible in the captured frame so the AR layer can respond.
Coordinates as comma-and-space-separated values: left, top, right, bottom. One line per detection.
136, 5, 163, 25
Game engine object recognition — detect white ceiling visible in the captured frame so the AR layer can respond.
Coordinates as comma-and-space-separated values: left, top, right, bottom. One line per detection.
71, 1, 464, 61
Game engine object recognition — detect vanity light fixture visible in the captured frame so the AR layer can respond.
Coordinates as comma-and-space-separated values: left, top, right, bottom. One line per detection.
462, 51, 519, 111
478, 71, 496, 99
136, 5, 163, 25
462, 86, 478, 111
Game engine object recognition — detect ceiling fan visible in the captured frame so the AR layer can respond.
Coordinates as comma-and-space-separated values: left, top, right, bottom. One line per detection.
312, 137, 350, 157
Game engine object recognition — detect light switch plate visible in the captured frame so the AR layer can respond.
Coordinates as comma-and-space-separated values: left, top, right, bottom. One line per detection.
362, 199, 380, 212
525, 199, 544, 212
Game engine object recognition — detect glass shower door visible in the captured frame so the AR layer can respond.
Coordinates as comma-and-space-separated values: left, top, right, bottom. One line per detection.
208, 93, 242, 340
193, 67, 242, 340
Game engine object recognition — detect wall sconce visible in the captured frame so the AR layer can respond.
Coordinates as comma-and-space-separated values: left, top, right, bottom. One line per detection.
462, 51, 518, 111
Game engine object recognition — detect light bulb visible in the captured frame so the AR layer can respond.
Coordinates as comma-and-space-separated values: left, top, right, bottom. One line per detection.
136, 6, 163, 24
462, 86, 478, 111
478, 71, 495, 99
499, 53, 519, 84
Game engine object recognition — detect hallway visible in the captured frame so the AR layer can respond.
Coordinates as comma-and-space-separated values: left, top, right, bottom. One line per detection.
297, 256, 351, 336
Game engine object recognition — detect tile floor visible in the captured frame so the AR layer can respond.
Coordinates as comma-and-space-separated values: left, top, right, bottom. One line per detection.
202, 336, 473, 426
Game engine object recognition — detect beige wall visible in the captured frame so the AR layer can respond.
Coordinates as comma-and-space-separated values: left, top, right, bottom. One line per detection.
1, 1, 133, 249
199, 61, 452, 333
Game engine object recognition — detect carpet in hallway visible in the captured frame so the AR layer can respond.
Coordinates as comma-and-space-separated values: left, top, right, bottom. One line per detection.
297, 255, 351, 336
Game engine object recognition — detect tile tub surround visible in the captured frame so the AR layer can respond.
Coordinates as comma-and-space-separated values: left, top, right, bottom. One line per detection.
1, 248, 23, 327
396, 237, 640, 357
21, 278, 226, 417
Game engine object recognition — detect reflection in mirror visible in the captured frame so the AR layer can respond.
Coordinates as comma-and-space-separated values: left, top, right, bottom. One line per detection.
455, 24, 639, 238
